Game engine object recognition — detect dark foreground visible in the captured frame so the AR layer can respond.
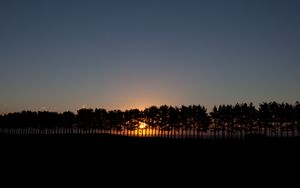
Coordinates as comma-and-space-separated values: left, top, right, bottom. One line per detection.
1, 134, 299, 177
1, 134, 299, 163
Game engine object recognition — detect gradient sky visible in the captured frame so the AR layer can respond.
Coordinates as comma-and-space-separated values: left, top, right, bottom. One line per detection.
1, 0, 300, 113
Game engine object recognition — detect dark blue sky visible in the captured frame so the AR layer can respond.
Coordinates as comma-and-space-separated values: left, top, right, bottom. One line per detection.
1, 0, 300, 113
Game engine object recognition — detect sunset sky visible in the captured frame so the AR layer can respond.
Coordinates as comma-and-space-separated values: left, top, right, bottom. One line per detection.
1, 0, 300, 113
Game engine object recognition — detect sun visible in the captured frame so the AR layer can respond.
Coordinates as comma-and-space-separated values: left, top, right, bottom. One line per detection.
138, 121, 147, 129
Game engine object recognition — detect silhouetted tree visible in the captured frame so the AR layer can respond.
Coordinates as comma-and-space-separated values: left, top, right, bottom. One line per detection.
62, 111, 75, 128
295, 102, 300, 135
1, 102, 300, 139
37, 111, 60, 129
77, 109, 95, 129
95, 108, 108, 129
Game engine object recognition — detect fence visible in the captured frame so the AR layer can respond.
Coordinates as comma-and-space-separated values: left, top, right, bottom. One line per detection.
0, 127, 299, 139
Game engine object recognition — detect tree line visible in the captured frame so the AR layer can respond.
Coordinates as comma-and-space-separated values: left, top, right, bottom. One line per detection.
0, 102, 300, 136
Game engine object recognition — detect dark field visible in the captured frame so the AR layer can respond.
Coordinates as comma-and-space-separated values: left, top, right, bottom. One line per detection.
1, 134, 299, 173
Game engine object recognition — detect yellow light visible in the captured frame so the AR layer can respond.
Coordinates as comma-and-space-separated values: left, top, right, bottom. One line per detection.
139, 122, 147, 129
